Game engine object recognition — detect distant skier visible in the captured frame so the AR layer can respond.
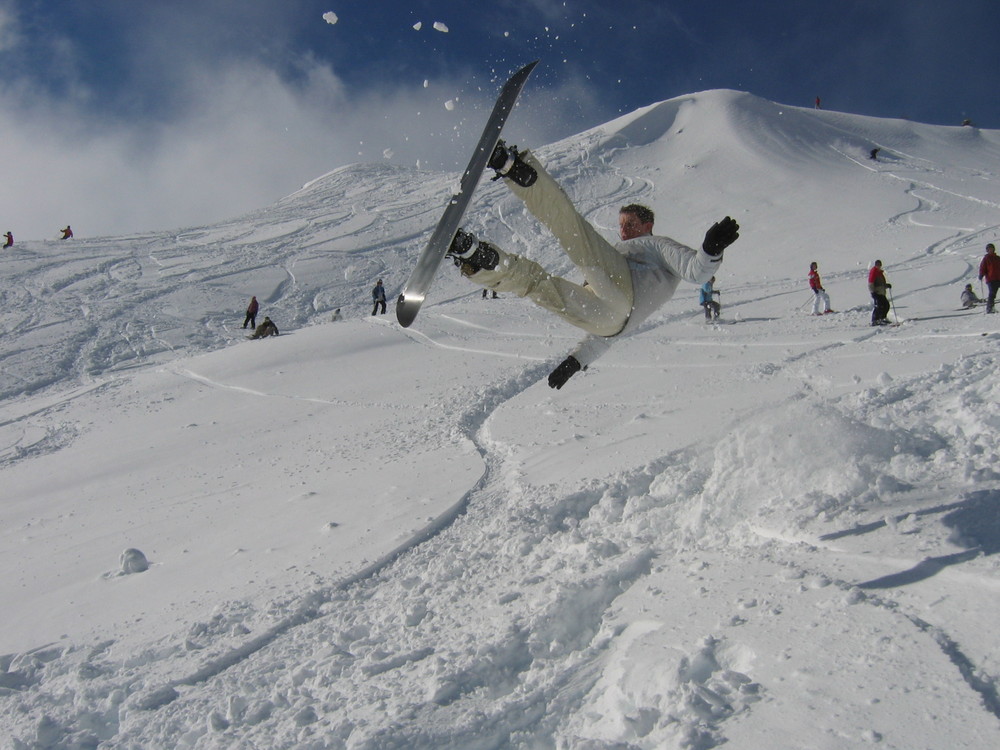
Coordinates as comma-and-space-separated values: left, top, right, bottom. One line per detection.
242, 296, 259, 329
60, 225, 73, 240
869, 148, 880, 161
960, 283, 982, 309
2, 231, 11, 248
331, 308, 343, 322
447, 140, 738, 389
868, 259, 891, 326
814, 96, 821, 109
979, 243, 1000, 313
809, 261, 833, 314
372, 279, 387, 315
700, 276, 721, 321
249, 316, 279, 339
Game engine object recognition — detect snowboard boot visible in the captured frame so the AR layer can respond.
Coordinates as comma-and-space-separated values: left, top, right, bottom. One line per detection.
447, 229, 500, 275
488, 140, 537, 187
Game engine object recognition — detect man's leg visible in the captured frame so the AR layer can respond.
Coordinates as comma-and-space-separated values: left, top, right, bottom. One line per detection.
504, 152, 633, 319
467, 248, 629, 336
876, 294, 890, 322
988, 281, 999, 312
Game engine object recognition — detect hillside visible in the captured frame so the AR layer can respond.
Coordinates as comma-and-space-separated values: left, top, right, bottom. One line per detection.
1, 89, 999, 749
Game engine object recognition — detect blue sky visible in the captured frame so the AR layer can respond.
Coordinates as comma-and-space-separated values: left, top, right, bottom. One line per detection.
1, 0, 996, 238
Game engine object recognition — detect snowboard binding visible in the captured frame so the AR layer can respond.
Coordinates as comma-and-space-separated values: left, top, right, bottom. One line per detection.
488, 140, 537, 187
447, 229, 500, 275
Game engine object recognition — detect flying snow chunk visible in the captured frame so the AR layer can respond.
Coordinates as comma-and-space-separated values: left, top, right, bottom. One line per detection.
445, 99, 457, 111
413, 21, 422, 31
433, 21, 449, 33
322, 11, 338, 25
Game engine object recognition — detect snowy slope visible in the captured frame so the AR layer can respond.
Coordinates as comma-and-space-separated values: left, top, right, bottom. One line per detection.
1, 90, 999, 749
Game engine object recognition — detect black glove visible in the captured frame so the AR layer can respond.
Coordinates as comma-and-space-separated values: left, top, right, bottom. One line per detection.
548, 356, 582, 389
702, 217, 740, 256
886, 283, 892, 289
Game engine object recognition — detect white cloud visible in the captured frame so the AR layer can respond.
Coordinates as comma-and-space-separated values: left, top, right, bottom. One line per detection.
0, 58, 566, 239
0, 0, 608, 242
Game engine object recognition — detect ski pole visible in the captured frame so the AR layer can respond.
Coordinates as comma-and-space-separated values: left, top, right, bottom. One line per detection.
888, 287, 898, 324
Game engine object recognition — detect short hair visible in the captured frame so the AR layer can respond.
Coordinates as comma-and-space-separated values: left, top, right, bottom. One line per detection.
620, 204, 655, 225
988, 243, 996, 252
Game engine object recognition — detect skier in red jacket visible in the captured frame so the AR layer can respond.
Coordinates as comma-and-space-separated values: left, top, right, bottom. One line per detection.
808, 261, 832, 315
979, 243, 1000, 313
868, 260, 891, 326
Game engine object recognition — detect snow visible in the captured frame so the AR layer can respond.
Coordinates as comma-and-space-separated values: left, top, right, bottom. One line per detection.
2, 89, 1000, 749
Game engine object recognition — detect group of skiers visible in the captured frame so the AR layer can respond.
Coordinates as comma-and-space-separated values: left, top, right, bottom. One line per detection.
230, 139, 998, 385
242, 295, 279, 339
803, 242, 1000, 326
1, 226, 73, 248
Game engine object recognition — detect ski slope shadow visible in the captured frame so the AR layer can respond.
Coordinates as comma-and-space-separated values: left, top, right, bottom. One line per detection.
131, 359, 551, 711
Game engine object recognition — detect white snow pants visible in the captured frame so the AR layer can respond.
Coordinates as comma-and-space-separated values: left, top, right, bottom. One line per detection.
467, 152, 634, 337
811, 289, 831, 314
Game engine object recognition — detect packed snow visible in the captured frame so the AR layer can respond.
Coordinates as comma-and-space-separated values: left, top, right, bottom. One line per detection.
1, 88, 999, 749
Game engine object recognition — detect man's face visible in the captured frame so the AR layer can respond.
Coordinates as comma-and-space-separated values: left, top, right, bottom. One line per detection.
619, 212, 653, 241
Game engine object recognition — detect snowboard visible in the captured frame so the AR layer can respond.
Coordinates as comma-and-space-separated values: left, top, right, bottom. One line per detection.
396, 60, 538, 328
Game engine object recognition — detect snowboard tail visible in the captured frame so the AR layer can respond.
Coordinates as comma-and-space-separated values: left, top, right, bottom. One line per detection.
396, 60, 538, 327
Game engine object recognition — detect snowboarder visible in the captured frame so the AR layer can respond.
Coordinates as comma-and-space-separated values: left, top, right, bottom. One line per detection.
809, 261, 833, 314
869, 148, 880, 161
868, 259, 891, 326
372, 279, 387, 315
447, 141, 738, 389
2, 231, 11, 248
979, 243, 1000, 313
60, 225, 73, 240
331, 308, 343, 322
249, 316, 279, 339
243, 296, 259, 329
960, 283, 982, 309
700, 276, 721, 321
